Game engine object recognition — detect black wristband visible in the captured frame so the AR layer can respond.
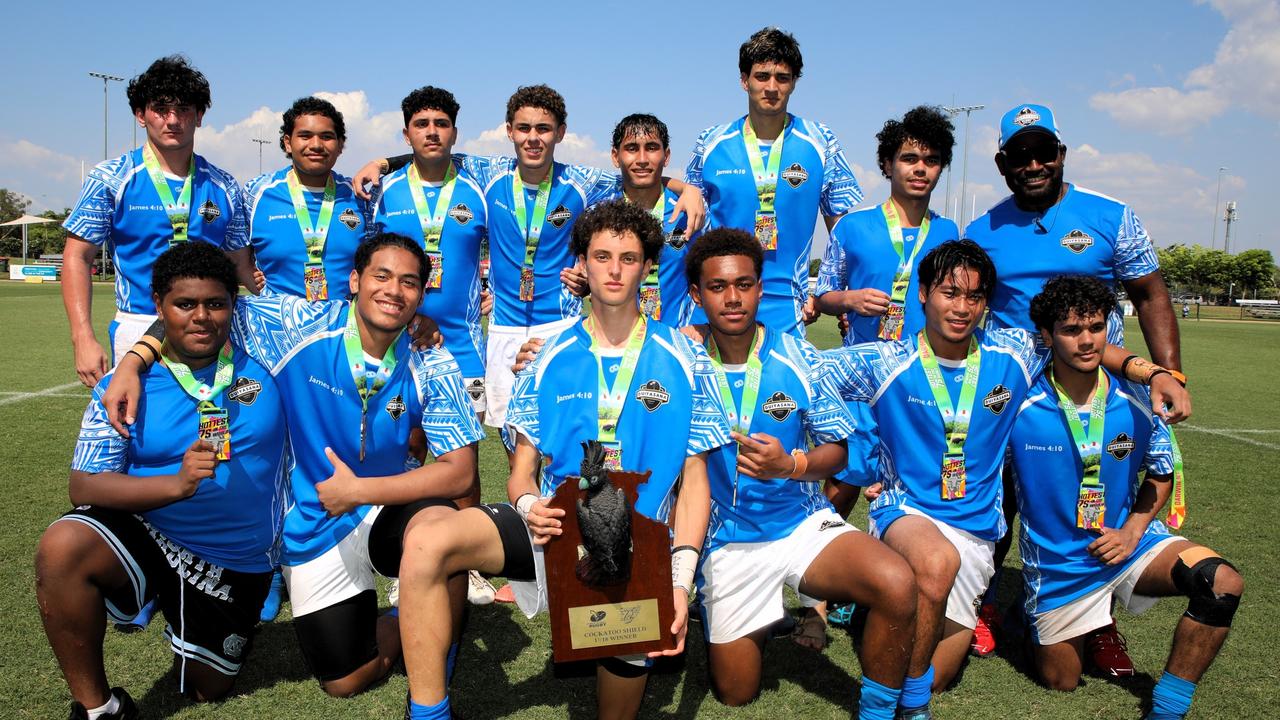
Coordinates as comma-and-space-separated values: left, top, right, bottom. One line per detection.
1119, 354, 1139, 375
1149, 368, 1172, 384
671, 544, 701, 557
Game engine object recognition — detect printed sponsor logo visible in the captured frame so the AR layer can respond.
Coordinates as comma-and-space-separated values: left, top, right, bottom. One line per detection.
983, 384, 1012, 415
338, 208, 361, 230
223, 634, 247, 659
1107, 432, 1136, 460
635, 380, 670, 411
818, 519, 845, 532
1060, 229, 1094, 254
548, 204, 573, 228
449, 203, 474, 225
781, 162, 808, 189
385, 394, 406, 420
1013, 107, 1041, 126
198, 200, 221, 223
227, 376, 262, 406
666, 228, 688, 249
466, 378, 485, 401
762, 391, 798, 421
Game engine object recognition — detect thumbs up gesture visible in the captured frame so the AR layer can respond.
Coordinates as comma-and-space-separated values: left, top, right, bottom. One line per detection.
316, 447, 362, 517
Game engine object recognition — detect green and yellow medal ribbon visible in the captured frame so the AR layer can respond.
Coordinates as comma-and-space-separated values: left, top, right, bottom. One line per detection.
142, 143, 195, 245
512, 170, 554, 301
1166, 429, 1187, 530
161, 341, 235, 460
707, 325, 764, 505
286, 170, 337, 300
1050, 367, 1109, 487
741, 119, 784, 214
585, 315, 647, 474
918, 331, 981, 499
879, 201, 931, 340
343, 303, 402, 461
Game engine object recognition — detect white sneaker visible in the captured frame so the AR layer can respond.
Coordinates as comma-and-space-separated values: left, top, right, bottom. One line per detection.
467, 570, 496, 605
388, 579, 400, 608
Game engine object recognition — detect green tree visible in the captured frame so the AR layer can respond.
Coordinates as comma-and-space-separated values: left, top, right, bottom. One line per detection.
1230, 249, 1276, 296
0, 189, 33, 257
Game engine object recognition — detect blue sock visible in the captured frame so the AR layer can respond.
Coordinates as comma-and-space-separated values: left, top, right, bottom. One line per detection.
858, 677, 901, 720
407, 695, 450, 720
982, 572, 1001, 606
1148, 671, 1196, 719
899, 667, 933, 709
446, 642, 460, 684
385, 607, 399, 618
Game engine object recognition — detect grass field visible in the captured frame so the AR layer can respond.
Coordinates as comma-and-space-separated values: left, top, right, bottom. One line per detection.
2, 282, 1276, 719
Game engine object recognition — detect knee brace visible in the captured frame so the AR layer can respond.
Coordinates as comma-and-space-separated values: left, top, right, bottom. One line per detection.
1171, 550, 1240, 628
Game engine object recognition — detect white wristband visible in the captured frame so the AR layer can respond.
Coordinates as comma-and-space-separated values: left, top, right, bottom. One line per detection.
671, 546, 699, 595
515, 493, 537, 520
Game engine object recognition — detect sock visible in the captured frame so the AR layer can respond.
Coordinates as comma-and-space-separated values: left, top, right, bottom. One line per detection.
857, 677, 901, 720
85, 693, 121, 720
385, 607, 399, 618
899, 667, 934, 709
1148, 671, 1196, 720
981, 573, 1000, 607
446, 642, 460, 683
407, 695, 450, 720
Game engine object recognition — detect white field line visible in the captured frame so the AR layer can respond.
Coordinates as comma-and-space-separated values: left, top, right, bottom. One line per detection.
0, 382, 86, 406
1180, 424, 1280, 451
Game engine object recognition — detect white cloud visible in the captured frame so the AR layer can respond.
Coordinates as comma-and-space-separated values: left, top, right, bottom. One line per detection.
1089, 0, 1280, 133
0, 137, 90, 212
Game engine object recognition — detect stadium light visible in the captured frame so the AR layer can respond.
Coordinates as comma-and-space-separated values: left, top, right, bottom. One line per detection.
1211, 166, 1228, 250
252, 138, 272, 174
943, 104, 985, 227
88, 72, 124, 160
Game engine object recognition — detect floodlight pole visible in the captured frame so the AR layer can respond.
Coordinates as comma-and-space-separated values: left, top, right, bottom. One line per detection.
88, 72, 124, 160
1211, 166, 1227, 250
252, 138, 272, 174
943, 104, 984, 227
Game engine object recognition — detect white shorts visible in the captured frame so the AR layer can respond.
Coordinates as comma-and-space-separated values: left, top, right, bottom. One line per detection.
462, 376, 486, 417
697, 509, 858, 644
109, 310, 159, 365
483, 318, 578, 428
1031, 536, 1179, 646
283, 507, 386, 618
887, 506, 996, 630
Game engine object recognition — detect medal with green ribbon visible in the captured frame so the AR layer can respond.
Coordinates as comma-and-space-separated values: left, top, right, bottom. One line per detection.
878, 201, 930, 340
585, 315, 647, 476
343, 304, 403, 461
741, 119, 786, 251
1166, 429, 1187, 530
1051, 368, 1110, 530
918, 331, 981, 500
142, 143, 195, 246
286, 170, 337, 301
639, 193, 665, 320
161, 342, 235, 460
407, 162, 458, 290
707, 325, 764, 505
512, 171, 553, 302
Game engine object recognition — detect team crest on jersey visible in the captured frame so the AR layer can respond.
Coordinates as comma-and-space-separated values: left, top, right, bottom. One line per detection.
338, 208, 361, 230
198, 200, 221, 223
223, 633, 247, 659
983, 384, 1012, 415
762, 391, 798, 421
666, 228, 688, 250
635, 380, 670, 411
781, 163, 809, 189
466, 378, 485, 401
1060, 229, 1094, 254
385, 394, 406, 420
1107, 432, 1136, 460
227, 376, 262, 406
548, 205, 573, 229
1013, 107, 1041, 126
448, 203, 474, 225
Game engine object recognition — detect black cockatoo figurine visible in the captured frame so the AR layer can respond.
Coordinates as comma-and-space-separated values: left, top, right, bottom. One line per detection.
575, 440, 632, 586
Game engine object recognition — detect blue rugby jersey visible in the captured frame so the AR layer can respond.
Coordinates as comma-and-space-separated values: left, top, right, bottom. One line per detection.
702, 328, 854, 551
824, 328, 1046, 541
815, 206, 959, 346
504, 318, 731, 523
458, 155, 619, 328
686, 114, 861, 337
964, 184, 1159, 345
63, 147, 246, 315
230, 293, 484, 564
372, 159, 488, 378
1011, 370, 1174, 615
231, 168, 371, 300
72, 355, 287, 573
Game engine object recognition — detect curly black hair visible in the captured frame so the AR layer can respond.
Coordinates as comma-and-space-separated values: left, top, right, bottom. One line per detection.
611, 113, 669, 150
126, 55, 211, 114
279, 96, 346, 155
684, 228, 763, 288
354, 232, 430, 282
506, 85, 567, 126
402, 86, 460, 126
877, 106, 955, 177
569, 199, 664, 263
917, 239, 997, 298
151, 241, 238, 300
739, 27, 803, 78
1029, 275, 1118, 332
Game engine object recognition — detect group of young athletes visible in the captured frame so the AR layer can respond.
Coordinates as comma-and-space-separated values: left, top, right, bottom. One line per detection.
34, 26, 1243, 720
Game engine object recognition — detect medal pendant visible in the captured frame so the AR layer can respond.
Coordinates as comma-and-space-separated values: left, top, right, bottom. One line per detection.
603, 445, 622, 471
426, 253, 443, 289
170, 219, 189, 245
1076, 487, 1106, 530
519, 267, 535, 302
940, 453, 967, 500
754, 212, 778, 251
198, 407, 231, 461
304, 263, 328, 301
639, 286, 661, 321
878, 303, 906, 340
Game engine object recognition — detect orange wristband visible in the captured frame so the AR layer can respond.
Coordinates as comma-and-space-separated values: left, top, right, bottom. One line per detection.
789, 449, 809, 479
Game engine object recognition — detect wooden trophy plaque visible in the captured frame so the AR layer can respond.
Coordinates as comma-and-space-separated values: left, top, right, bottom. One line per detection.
544, 469, 676, 662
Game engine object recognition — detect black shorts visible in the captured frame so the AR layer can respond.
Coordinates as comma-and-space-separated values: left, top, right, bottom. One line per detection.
60, 506, 271, 676
476, 503, 536, 581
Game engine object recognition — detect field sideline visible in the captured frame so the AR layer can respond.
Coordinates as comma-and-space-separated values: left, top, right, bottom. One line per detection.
1, 282, 1276, 719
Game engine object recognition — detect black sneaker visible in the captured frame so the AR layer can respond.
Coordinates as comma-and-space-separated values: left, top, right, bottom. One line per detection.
68, 687, 137, 719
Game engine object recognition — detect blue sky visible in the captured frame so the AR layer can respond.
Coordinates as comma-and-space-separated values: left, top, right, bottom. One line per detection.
2, 0, 1276, 256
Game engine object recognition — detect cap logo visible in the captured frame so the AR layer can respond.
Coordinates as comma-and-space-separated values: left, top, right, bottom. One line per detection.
1014, 107, 1041, 126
